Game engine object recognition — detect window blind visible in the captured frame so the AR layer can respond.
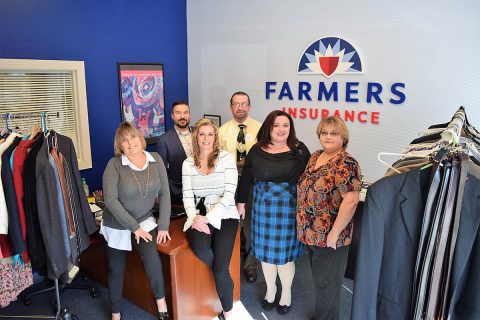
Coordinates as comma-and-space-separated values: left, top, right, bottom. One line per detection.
0, 59, 92, 170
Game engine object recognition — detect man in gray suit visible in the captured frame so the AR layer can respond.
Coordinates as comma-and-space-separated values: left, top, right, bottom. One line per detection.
157, 101, 192, 205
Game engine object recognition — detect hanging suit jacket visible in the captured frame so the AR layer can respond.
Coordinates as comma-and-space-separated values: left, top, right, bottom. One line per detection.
352, 167, 431, 319
35, 133, 97, 279
353, 159, 480, 320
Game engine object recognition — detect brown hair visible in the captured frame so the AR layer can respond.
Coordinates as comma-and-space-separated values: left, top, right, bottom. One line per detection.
229, 91, 251, 106
316, 116, 350, 149
113, 122, 147, 156
257, 110, 298, 150
192, 118, 220, 169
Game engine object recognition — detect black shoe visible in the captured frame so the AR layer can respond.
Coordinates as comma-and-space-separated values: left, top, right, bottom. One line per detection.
277, 304, 291, 314
244, 268, 257, 282
217, 311, 226, 320
261, 299, 275, 310
158, 311, 170, 320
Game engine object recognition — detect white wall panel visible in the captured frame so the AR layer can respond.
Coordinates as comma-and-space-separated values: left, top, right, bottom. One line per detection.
187, 0, 480, 182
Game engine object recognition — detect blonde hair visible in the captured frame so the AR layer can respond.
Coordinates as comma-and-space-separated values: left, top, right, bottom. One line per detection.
192, 118, 220, 168
316, 116, 350, 149
113, 122, 147, 156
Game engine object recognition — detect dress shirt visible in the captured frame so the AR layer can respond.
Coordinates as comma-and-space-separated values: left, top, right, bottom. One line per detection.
218, 117, 262, 160
175, 127, 193, 158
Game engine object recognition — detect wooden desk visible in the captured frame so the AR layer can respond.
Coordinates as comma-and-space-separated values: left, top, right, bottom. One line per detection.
80, 217, 240, 320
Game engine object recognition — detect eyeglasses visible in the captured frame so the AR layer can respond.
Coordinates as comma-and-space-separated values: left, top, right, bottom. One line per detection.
320, 131, 339, 137
231, 102, 249, 108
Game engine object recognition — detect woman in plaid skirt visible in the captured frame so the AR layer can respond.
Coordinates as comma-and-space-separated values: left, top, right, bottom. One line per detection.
237, 110, 310, 315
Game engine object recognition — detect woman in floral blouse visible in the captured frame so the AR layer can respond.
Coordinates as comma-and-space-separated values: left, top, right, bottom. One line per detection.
296, 116, 361, 320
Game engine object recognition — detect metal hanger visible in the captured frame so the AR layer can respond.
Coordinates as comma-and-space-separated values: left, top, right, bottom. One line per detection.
377, 152, 431, 174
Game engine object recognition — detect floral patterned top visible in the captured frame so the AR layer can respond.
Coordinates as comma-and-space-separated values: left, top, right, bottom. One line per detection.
296, 150, 361, 248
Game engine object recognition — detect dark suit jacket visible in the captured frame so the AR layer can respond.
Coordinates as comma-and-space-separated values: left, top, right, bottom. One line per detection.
156, 128, 189, 198
448, 160, 480, 320
352, 167, 431, 319
35, 133, 97, 279
353, 160, 480, 320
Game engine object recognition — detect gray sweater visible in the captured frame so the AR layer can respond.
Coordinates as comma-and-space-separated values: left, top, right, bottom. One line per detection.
102, 152, 171, 232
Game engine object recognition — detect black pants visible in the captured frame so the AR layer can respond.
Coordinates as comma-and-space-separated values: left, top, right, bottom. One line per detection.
308, 245, 349, 320
186, 219, 238, 312
242, 192, 258, 269
107, 229, 165, 314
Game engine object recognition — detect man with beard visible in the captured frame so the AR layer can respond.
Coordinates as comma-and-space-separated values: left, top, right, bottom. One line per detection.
157, 101, 193, 205
219, 92, 262, 283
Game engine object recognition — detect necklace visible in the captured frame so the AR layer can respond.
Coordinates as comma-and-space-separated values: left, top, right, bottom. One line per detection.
130, 165, 150, 198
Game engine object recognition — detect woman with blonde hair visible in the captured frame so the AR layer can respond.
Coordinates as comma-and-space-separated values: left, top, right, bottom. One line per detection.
182, 118, 239, 319
297, 116, 361, 320
102, 122, 171, 320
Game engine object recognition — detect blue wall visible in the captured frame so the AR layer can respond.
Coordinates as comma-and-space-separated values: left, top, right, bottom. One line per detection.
0, 0, 188, 190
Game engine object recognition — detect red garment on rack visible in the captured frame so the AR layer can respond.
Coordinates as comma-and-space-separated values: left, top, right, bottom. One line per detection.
12, 138, 37, 263
0, 235, 12, 258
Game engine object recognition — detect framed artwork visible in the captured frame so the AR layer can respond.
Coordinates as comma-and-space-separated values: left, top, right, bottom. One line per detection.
204, 114, 221, 127
118, 62, 166, 144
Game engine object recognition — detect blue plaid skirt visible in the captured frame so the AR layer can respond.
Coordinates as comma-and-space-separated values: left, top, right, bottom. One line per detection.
251, 181, 303, 264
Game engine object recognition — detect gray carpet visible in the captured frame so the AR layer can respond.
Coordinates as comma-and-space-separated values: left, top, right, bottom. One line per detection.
0, 249, 353, 319
0, 276, 156, 320
240, 249, 353, 320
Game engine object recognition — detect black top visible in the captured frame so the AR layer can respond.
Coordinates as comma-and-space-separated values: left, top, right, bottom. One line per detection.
237, 141, 310, 202
23, 135, 46, 273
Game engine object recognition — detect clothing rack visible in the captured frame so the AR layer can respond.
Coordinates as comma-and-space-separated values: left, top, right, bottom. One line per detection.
0, 110, 78, 320
377, 106, 477, 173
0, 111, 59, 133
353, 106, 480, 320
440, 107, 465, 145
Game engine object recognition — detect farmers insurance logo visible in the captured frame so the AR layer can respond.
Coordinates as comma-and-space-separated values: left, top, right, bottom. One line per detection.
265, 36, 406, 124
297, 37, 362, 77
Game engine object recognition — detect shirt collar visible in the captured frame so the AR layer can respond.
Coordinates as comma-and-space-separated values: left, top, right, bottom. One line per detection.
234, 117, 249, 127
121, 151, 155, 171
174, 126, 191, 136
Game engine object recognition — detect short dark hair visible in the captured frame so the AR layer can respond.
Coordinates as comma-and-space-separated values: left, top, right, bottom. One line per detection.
229, 92, 250, 106
171, 100, 189, 113
257, 110, 298, 150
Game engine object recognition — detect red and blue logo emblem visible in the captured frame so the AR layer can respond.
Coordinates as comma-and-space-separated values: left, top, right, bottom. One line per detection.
297, 37, 362, 77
